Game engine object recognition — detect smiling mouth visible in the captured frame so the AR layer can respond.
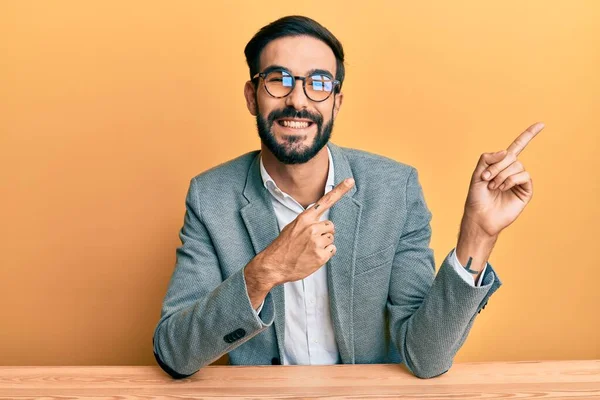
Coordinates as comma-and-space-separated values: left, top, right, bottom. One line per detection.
276, 119, 315, 129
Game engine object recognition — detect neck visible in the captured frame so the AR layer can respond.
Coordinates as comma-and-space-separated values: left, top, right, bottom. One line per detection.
261, 144, 330, 209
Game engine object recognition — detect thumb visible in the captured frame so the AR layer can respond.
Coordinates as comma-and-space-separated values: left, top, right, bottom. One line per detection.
472, 150, 508, 183
480, 149, 507, 168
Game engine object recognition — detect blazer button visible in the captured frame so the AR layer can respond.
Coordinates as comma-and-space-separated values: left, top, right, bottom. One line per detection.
233, 328, 246, 339
223, 328, 246, 344
271, 357, 281, 365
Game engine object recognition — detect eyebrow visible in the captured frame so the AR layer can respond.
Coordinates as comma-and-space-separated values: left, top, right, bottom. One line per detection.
262, 65, 335, 78
307, 68, 334, 78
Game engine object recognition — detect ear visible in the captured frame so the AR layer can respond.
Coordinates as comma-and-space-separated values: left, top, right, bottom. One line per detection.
333, 90, 343, 119
244, 80, 258, 116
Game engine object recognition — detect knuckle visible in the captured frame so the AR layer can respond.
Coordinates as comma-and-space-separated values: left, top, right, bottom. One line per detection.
297, 213, 309, 225
514, 138, 524, 148
311, 240, 320, 251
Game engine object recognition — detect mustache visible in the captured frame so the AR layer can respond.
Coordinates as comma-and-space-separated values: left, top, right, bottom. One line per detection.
267, 107, 323, 126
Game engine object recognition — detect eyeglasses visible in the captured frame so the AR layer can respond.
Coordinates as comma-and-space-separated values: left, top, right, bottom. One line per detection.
252, 69, 340, 102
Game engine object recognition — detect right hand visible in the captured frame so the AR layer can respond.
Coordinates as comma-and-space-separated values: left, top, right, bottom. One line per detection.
258, 177, 355, 286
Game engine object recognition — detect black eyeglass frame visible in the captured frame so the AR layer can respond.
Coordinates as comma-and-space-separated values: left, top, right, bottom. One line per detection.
252, 69, 341, 103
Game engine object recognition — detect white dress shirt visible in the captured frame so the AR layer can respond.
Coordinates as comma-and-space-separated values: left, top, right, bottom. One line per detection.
255, 146, 487, 365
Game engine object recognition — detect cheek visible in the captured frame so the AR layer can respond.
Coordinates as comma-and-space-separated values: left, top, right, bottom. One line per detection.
256, 95, 282, 118
315, 103, 333, 121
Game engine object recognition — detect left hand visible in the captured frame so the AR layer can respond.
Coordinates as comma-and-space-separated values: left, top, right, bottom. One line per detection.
464, 122, 545, 237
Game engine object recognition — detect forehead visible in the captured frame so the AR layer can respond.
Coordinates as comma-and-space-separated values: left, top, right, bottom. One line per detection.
259, 35, 337, 76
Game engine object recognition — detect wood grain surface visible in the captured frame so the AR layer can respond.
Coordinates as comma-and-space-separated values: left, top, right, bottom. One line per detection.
1, 360, 599, 399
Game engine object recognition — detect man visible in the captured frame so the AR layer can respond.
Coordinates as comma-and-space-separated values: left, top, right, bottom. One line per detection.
152, 15, 543, 379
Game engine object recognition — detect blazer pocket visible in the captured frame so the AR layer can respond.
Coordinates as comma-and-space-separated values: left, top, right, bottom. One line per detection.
354, 243, 396, 276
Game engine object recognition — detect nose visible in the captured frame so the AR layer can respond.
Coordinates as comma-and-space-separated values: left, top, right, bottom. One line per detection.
284, 79, 309, 110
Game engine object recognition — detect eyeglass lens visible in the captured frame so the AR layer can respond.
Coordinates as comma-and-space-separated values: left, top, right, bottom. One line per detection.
264, 70, 334, 101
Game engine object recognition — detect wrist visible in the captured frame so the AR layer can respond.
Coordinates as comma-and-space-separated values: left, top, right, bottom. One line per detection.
459, 214, 498, 243
245, 254, 278, 292
456, 215, 498, 274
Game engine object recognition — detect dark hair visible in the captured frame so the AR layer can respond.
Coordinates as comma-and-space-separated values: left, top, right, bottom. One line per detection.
244, 15, 345, 90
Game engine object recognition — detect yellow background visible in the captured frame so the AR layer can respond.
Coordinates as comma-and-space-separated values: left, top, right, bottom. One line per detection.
1, 1, 598, 366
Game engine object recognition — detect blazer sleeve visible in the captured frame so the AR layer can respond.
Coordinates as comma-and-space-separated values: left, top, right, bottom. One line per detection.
387, 167, 502, 379
152, 178, 275, 378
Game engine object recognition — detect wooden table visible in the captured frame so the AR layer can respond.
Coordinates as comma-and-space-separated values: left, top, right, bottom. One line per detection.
1, 360, 599, 399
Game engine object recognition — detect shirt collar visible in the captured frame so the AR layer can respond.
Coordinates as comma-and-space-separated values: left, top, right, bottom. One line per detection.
259, 145, 335, 193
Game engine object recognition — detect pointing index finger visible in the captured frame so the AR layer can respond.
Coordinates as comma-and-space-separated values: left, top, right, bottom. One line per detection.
309, 178, 355, 218
506, 122, 545, 156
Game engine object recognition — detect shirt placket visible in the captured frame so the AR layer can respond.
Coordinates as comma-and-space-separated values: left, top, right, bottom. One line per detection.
304, 271, 320, 364
267, 180, 334, 365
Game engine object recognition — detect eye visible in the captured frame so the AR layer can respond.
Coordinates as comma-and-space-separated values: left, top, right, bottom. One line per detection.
266, 71, 293, 87
310, 75, 333, 92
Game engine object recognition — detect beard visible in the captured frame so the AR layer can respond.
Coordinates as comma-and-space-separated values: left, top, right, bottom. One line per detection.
256, 106, 333, 165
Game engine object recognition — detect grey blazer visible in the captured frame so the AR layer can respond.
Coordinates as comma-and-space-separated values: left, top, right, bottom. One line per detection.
152, 142, 502, 379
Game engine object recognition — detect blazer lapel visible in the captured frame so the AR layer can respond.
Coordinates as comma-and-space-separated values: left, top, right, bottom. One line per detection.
325, 142, 362, 364
240, 152, 286, 360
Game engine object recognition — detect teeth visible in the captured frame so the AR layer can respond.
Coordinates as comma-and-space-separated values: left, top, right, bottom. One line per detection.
282, 120, 309, 129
